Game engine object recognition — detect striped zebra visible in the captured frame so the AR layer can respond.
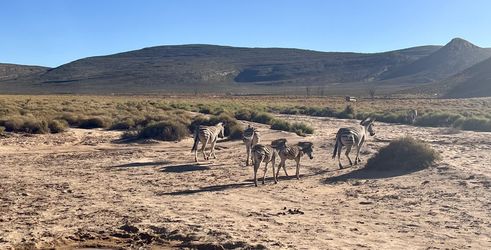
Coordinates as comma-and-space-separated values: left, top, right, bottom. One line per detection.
408, 109, 418, 124
243, 125, 260, 166
251, 144, 279, 187
272, 139, 314, 180
191, 122, 225, 162
332, 117, 375, 169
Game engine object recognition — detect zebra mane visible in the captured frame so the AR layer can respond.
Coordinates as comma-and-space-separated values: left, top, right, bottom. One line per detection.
271, 138, 287, 148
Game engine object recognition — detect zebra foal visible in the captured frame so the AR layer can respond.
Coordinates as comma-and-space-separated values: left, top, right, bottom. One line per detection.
243, 125, 260, 166
332, 117, 375, 169
191, 122, 225, 162
251, 144, 278, 187
272, 139, 314, 180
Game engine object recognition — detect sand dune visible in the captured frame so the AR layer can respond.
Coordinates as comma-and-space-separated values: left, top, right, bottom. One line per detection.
1, 115, 490, 249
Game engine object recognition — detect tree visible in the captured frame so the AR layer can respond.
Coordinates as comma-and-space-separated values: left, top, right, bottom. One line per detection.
368, 88, 376, 100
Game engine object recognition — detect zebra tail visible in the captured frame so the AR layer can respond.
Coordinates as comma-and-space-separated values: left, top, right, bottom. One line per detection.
332, 134, 340, 159
191, 129, 199, 152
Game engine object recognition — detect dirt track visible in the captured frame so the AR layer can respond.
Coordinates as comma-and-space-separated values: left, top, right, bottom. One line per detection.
1, 115, 491, 249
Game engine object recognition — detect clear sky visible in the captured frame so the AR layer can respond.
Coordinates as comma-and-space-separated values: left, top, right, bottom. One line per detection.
1, 0, 491, 67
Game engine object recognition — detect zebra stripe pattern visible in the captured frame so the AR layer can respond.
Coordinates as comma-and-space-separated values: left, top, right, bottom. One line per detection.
243, 125, 260, 166
252, 144, 278, 187
191, 122, 225, 162
332, 117, 375, 169
408, 109, 418, 124
273, 139, 314, 180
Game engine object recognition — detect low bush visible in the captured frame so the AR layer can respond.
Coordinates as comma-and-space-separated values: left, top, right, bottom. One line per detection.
59, 113, 84, 127
48, 119, 68, 133
365, 137, 439, 172
235, 109, 254, 121
416, 112, 462, 127
0, 126, 4, 134
270, 119, 291, 131
137, 121, 189, 141
290, 122, 315, 135
251, 112, 275, 124
110, 118, 136, 130
79, 116, 112, 129
1, 116, 50, 134
453, 117, 491, 132
270, 119, 314, 136
337, 104, 356, 119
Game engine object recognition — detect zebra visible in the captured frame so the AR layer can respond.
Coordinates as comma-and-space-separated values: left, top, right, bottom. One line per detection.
251, 144, 279, 187
191, 122, 225, 162
332, 117, 375, 169
243, 125, 260, 166
408, 109, 418, 124
272, 139, 314, 180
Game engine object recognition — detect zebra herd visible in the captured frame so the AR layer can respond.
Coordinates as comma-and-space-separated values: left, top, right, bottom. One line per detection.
191, 109, 418, 187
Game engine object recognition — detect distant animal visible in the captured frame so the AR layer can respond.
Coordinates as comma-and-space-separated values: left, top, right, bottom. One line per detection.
345, 96, 357, 102
332, 117, 376, 169
191, 122, 225, 162
242, 125, 261, 166
272, 139, 314, 180
407, 109, 418, 124
251, 144, 279, 187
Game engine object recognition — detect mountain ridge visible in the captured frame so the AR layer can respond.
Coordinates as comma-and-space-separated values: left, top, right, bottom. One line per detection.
1, 38, 490, 96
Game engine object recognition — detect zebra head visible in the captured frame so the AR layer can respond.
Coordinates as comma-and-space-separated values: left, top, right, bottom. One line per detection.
361, 117, 376, 136
298, 141, 314, 159
217, 122, 225, 138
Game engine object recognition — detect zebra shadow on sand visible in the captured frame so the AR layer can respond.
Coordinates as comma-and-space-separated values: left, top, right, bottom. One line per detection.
323, 164, 427, 184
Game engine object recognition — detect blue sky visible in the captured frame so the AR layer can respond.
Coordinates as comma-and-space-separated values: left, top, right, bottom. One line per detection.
1, 0, 491, 67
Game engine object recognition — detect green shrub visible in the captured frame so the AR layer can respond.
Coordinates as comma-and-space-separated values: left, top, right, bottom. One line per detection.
79, 117, 112, 129
1, 117, 50, 134
227, 122, 245, 140
235, 109, 254, 121
59, 113, 84, 127
48, 119, 68, 133
110, 118, 136, 130
366, 137, 439, 172
337, 104, 356, 119
416, 112, 462, 127
2, 117, 24, 132
270, 119, 291, 131
453, 117, 491, 132
137, 121, 189, 141
290, 122, 314, 135
251, 112, 275, 124
0, 126, 5, 134
270, 119, 314, 136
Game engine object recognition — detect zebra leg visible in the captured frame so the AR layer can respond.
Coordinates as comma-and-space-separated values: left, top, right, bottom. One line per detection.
355, 138, 365, 164
282, 160, 289, 177
209, 139, 217, 159
272, 158, 277, 184
246, 144, 250, 166
195, 141, 199, 163
345, 145, 353, 166
337, 145, 343, 169
295, 158, 300, 180
276, 159, 284, 179
262, 162, 269, 185
253, 161, 259, 187
201, 138, 209, 160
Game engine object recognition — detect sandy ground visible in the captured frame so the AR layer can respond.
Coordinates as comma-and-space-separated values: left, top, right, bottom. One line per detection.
1, 114, 491, 249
